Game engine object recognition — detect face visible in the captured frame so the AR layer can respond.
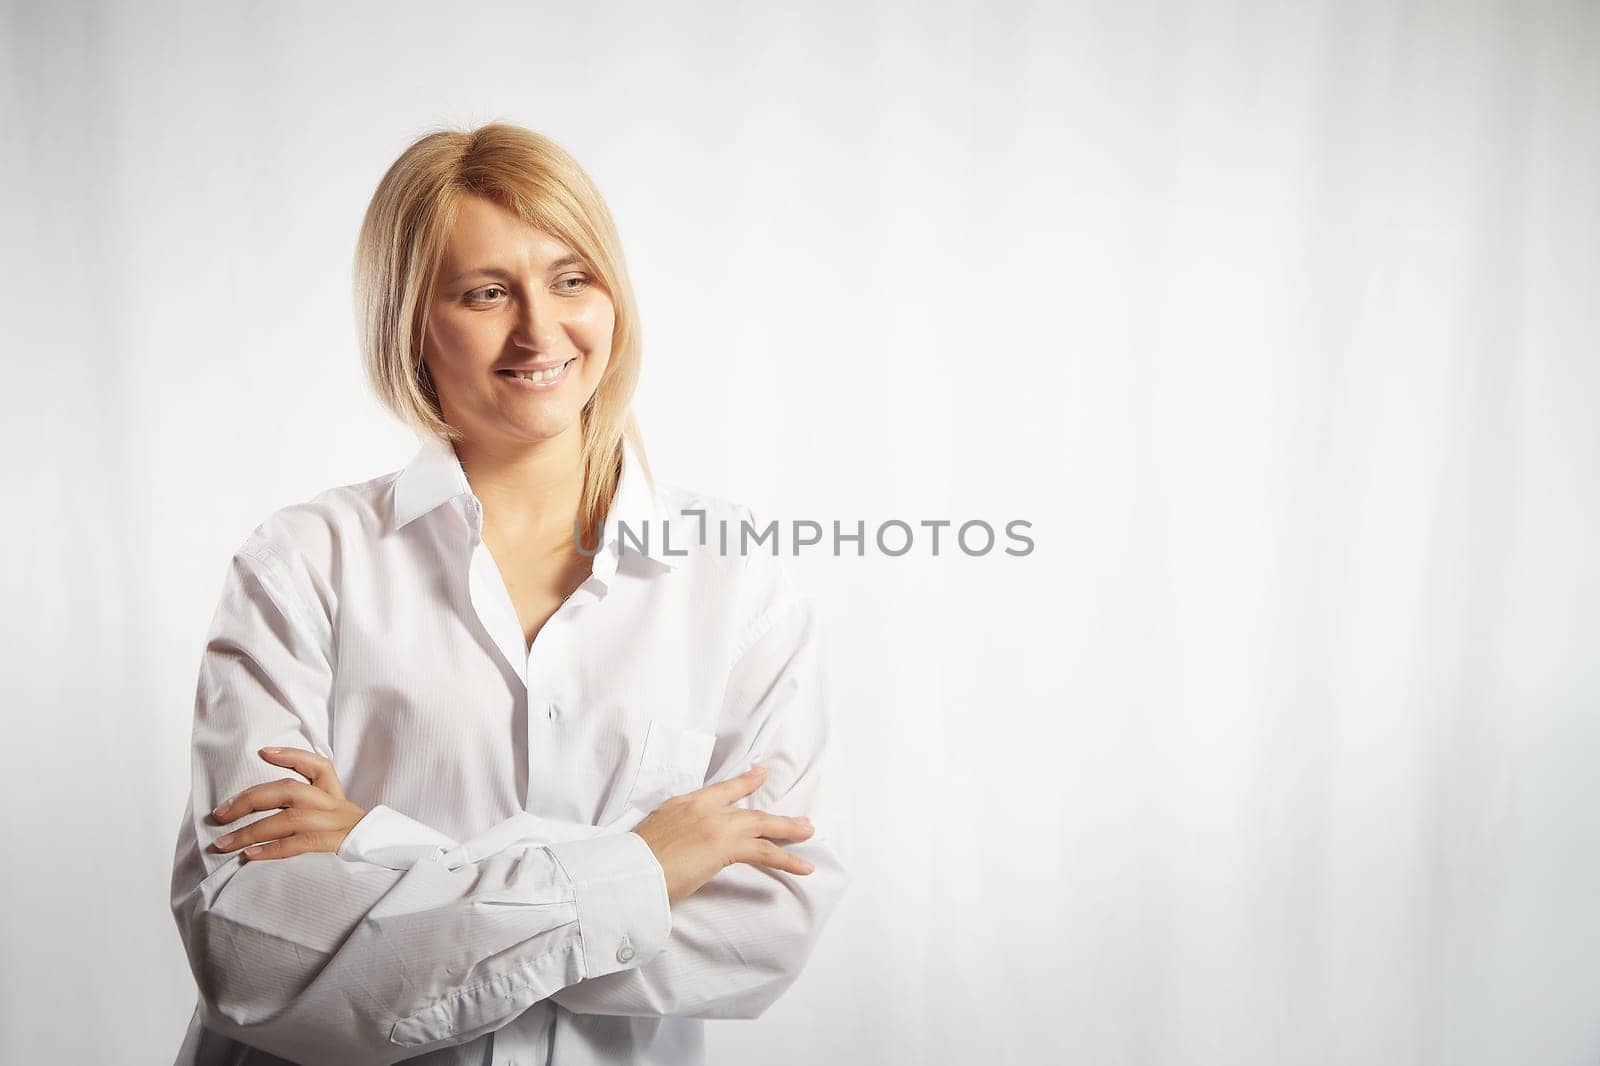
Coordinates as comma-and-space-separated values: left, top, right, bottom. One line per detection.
422, 193, 615, 447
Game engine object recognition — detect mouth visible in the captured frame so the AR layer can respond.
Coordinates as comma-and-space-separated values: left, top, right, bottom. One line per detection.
496, 357, 577, 390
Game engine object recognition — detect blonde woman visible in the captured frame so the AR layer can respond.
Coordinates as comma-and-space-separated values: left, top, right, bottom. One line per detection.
170, 123, 848, 1066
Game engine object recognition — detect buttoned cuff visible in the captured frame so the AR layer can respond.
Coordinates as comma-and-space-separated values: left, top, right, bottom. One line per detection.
336, 803, 458, 868
546, 830, 672, 980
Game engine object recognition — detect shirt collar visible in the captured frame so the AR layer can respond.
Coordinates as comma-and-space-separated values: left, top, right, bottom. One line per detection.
391, 432, 471, 531
390, 434, 679, 575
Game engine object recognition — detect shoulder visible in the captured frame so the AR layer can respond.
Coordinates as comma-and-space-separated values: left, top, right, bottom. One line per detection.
226, 467, 398, 625
652, 480, 759, 556
238, 469, 393, 567
651, 478, 810, 654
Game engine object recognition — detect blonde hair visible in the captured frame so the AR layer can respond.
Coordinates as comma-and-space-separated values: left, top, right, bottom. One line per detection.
353, 122, 649, 545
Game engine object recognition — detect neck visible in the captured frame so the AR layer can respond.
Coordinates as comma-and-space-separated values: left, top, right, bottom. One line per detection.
453, 427, 586, 549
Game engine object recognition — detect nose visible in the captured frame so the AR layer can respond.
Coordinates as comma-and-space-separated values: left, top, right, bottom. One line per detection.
511, 288, 561, 353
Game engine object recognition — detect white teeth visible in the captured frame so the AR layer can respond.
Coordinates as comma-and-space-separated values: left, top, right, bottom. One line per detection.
506, 360, 572, 383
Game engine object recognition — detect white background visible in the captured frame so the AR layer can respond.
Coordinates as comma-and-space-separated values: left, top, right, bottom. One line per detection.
3, 2, 1598, 1063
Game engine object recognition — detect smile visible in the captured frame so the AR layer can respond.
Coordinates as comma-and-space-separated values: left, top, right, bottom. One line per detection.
496, 357, 577, 390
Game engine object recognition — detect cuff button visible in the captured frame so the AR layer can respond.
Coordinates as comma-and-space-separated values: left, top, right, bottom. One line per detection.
616, 938, 636, 964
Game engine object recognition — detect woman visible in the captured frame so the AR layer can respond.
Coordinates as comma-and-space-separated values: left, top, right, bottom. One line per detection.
169, 123, 849, 1066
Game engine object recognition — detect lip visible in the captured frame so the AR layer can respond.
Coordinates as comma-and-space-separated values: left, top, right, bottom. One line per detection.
499, 357, 572, 372
496, 357, 577, 391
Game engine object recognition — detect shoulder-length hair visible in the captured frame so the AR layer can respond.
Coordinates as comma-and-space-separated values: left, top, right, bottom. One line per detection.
353, 122, 649, 545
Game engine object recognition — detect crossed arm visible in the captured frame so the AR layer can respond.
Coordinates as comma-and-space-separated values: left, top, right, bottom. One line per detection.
171, 545, 849, 1065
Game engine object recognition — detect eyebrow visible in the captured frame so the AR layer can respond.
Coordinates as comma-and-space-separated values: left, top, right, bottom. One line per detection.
444, 255, 589, 286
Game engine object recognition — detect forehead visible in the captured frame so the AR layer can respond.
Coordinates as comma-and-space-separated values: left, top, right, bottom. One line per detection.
442, 193, 579, 267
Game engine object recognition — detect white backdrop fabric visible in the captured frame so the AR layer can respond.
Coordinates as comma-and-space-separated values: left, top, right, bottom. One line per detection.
3, 2, 1597, 1064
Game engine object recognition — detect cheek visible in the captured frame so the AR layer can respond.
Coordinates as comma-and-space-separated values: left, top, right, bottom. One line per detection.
425, 314, 483, 374
575, 305, 616, 385
573, 296, 616, 355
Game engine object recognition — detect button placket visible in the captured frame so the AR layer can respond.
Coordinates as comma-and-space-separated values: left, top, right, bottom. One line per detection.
466, 536, 529, 693
524, 607, 575, 812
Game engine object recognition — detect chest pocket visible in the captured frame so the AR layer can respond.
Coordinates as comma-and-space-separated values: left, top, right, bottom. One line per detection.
615, 718, 718, 823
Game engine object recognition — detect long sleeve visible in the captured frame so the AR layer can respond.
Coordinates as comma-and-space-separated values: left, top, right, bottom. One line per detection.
337, 804, 619, 868
169, 538, 673, 1066
550, 586, 852, 1019
338, 577, 852, 1021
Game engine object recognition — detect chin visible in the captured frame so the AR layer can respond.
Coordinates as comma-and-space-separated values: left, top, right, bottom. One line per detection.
506, 411, 582, 443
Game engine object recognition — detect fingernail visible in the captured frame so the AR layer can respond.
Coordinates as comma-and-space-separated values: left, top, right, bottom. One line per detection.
260, 746, 281, 754
216, 833, 234, 847
212, 803, 227, 817
797, 859, 815, 873
244, 845, 266, 856
749, 765, 766, 775
799, 817, 813, 826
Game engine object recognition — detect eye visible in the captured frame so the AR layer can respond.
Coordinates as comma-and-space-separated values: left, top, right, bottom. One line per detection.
466, 285, 506, 303
556, 274, 592, 294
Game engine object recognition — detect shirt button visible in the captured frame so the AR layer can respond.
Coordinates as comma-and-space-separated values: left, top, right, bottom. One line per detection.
616, 939, 636, 964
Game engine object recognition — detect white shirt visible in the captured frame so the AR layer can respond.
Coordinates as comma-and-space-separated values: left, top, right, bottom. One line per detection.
169, 433, 849, 1066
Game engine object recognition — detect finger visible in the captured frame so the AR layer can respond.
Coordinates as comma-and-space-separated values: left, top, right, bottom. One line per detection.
745, 811, 815, 842
258, 746, 345, 800
240, 832, 330, 862
213, 810, 303, 853
698, 764, 768, 807
746, 837, 815, 876
212, 779, 334, 824
214, 779, 332, 823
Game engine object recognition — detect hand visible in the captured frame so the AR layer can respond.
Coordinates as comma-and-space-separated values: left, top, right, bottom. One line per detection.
629, 765, 817, 906
209, 746, 367, 862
